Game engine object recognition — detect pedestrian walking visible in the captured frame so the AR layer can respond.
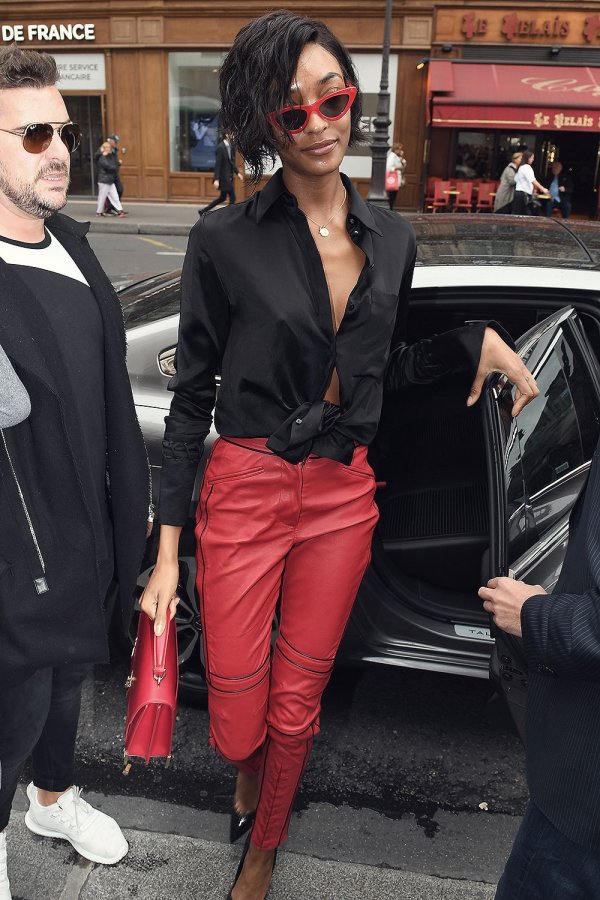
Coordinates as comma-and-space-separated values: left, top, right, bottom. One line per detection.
200, 133, 243, 213
480, 435, 600, 899
512, 151, 547, 216
95, 140, 127, 217
545, 160, 574, 220
0, 45, 150, 900
94, 134, 123, 215
385, 143, 406, 210
107, 134, 124, 201
140, 12, 539, 900
494, 152, 522, 214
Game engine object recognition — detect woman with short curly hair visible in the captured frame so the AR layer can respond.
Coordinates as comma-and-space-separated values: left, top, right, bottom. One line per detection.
141, 10, 538, 899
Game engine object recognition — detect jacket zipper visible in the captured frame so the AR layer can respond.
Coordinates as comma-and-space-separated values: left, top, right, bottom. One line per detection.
0, 429, 49, 594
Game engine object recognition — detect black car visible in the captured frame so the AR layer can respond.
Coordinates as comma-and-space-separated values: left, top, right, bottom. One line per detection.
120, 214, 600, 708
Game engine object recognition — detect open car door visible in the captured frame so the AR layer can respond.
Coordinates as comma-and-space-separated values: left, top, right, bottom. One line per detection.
482, 306, 600, 741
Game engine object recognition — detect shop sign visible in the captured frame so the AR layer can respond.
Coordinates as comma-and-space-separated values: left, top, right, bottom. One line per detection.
521, 75, 600, 99
55, 54, 105, 91
436, 9, 600, 46
0, 23, 95, 43
462, 12, 570, 41
532, 110, 598, 130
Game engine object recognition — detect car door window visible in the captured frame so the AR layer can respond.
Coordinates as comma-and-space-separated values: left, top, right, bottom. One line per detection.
512, 333, 599, 551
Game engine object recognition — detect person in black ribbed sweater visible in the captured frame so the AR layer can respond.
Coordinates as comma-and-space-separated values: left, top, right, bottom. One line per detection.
480, 441, 600, 899
0, 346, 30, 429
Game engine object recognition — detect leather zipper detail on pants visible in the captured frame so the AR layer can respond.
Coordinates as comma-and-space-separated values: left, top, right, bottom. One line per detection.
0, 429, 48, 594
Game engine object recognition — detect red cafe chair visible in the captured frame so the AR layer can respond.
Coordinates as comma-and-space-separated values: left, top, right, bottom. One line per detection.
431, 180, 451, 212
424, 176, 442, 212
476, 181, 495, 212
453, 181, 473, 212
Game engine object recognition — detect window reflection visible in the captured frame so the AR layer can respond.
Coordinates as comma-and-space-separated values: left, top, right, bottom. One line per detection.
506, 333, 600, 556
169, 52, 227, 172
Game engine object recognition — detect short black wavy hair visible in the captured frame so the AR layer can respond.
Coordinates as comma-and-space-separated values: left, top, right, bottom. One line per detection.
219, 9, 363, 183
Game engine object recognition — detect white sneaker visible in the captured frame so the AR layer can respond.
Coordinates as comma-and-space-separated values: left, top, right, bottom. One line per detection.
0, 831, 11, 900
24, 783, 128, 865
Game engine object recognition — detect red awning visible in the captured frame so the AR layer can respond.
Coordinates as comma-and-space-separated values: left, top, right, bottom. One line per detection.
429, 62, 600, 131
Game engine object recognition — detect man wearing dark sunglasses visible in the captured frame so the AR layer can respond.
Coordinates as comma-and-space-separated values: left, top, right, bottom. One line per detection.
0, 45, 150, 900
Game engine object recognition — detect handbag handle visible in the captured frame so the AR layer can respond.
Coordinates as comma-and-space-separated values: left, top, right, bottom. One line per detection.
153, 617, 171, 684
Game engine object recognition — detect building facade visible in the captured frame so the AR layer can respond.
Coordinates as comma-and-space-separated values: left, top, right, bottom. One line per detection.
1, 1, 598, 212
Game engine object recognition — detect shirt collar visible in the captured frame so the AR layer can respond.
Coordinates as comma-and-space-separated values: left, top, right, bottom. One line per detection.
254, 168, 383, 237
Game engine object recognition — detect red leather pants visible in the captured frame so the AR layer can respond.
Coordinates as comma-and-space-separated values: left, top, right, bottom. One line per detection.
195, 437, 379, 850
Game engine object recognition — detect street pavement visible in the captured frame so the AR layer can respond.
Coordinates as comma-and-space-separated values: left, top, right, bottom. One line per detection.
64, 198, 205, 237
7, 787, 499, 900
6, 661, 522, 900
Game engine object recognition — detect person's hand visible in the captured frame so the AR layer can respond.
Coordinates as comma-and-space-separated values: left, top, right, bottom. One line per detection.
139, 560, 179, 636
467, 327, 540, 416
479, 577, 547, 637
213, 179, 219, 188
237, 172, 244, 181
559, 185, 565, 193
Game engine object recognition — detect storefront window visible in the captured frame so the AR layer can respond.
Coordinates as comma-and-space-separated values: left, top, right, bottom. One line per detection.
496, 133, 534, 177
344, 53, 398, 178
169, 52, 227, 172
454, 131, 494, 180
454, 132, 538, 181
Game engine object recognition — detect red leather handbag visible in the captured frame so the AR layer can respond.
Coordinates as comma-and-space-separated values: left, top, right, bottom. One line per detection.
124, 612, 178, 767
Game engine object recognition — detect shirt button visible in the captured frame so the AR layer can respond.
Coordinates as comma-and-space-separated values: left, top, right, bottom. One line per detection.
295, 418, 303, 425
348, 302, 355, 312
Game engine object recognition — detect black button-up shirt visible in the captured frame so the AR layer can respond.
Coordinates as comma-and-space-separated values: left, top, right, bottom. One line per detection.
159, 170, 495, 525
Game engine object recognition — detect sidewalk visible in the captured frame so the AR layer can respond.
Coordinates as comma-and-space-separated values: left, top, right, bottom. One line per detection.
7, 816, 495, 900
7, 787, 500, 900
64, 198, 202, 237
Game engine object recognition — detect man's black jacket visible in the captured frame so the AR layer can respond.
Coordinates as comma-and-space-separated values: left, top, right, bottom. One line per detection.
0, 213, 149, 672
521, 438, 600, 848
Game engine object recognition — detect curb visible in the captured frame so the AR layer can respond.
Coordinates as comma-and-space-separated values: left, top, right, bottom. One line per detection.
87, 220, 192, 236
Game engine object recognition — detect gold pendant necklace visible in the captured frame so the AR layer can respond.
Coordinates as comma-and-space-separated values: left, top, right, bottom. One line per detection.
304, 188, 347, 237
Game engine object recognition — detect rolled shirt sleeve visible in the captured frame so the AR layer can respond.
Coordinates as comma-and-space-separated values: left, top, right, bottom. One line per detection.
384, 253, 515, 391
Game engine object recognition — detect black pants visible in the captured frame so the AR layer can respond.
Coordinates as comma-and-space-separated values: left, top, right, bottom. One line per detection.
203, 189, 236, 212
496, 802, 600, 899
0, 664, 89, 830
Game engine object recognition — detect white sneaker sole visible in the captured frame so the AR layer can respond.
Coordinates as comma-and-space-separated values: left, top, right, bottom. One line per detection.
24, 811, 128, 865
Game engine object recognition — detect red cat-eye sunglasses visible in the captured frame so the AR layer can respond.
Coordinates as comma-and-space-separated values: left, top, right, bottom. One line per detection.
268, 85, 358, 134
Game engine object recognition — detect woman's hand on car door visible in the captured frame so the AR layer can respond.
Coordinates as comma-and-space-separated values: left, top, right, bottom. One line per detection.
467, 326, 540, 417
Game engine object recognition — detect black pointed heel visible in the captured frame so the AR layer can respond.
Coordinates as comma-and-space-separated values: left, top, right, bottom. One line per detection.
226, 835, 250, 899
229, 808, 256, 844
226, 837, 278, 900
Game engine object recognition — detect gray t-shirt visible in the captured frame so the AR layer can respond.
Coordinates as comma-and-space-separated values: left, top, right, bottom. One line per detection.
0, 344, 30, 428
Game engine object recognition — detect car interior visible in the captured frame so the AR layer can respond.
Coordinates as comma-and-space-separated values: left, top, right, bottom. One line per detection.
367, 291, 600, 624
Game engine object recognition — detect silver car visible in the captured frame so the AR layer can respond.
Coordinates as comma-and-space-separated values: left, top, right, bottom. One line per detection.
121, 214, 600, 713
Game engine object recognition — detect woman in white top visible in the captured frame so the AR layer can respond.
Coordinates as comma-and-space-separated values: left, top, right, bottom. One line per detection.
385, 143, 406, 210
513, 151, 547, 216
